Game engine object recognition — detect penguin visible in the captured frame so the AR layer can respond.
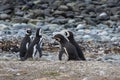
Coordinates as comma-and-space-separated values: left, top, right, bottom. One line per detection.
61, 30, 86, 60
53, 32, 68, 60
19, 28, 32, 60
53, 34, 80, 61
24, 28, 43, 60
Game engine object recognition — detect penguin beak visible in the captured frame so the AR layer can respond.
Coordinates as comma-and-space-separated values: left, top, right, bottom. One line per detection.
55, 38, 61, 41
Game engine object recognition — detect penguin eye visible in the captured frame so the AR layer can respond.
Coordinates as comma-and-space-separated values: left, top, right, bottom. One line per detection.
56, 38, 61, 41
65, 31, 69, 37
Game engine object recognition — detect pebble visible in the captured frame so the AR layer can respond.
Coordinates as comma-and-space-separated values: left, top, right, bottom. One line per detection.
97, 12, 109, 20
0, 24, 9, 30
98, 31, 108, 36
0, 13, 10, 20
76, 24, 87, 29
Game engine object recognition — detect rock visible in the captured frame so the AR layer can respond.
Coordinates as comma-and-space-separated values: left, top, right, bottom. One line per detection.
14, 11, 24, 17
39, 4, 48, 9
97, 24, 108, 29
39, 24, 49, 31
97, 12, 110, 21
98, 31, 108, 36
101, 36, 110, 42
85, 5, 95, 14
85, 0, 92, 4
0, 3, 14, 13
21, 2, 34, 10
65, 11, 75, 18
82, 35, 92, 41
111, 37, 118, 42
41, 24, 59, 32
84, 17, 97, 26
68, 19, 75, 23
64, 23, 76, 28
51, 0, 62, 9
58, 5, 69, 11
77, 29, 85, 35
107, 0, 119, 7
24, 13, 34, 19
53, 10, 66, 17
0, 13, 10, 20
1, 53, 19, 60
89, 12, 97, 18
74, 35, 83, 41
0, 24, 9, 30
104, 55, 120, 61
89, 29, 98, 35
76, 24, 87, 29
50, 18, 68, 24
117, 26, 120, 32
66, 2, 76, 10
24, 10, 45, 19
15, 29, 26, 37
12, 23, 34, 29
12, 17, 29, 23
110, 15, 120, 21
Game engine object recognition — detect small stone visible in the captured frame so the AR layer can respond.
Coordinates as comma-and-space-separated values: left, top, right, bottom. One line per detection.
42, 24, 59, 31
68, 19, 75, 23
98, 31, 108, 36
97, 12, 109, 20
0, 24, 8, 30
51, 19, 68, 24
97, 24, 108, 29
76, 24, 86, 29
58, 5, 69, 11
111, 37, 118, 41
0, 14, 10, 20
101, 36, 110, 42
15, 11, 24, 17
12, 17, 29, 23
16, 73, 21, 76
83, 35, 91, 40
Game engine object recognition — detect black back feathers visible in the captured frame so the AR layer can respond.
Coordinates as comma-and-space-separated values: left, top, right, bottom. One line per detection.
63, 30, 86, 60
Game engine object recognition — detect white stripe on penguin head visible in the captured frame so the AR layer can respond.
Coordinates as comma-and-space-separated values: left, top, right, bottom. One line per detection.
39, 28, 42, 36
63, 47, 69, 59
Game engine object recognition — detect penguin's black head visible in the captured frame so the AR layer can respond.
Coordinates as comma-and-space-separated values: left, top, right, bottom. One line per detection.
36, 28, 42, 37
26, 28, 32, 36
53, 34, 67, 43
62, 30, 74, 40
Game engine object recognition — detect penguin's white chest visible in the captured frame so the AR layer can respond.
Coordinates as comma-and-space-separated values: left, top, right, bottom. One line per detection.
62, 47, 69, 61
32, 45, 40, 60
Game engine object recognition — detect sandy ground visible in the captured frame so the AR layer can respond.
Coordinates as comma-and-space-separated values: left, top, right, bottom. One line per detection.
0, 61, 120, 80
